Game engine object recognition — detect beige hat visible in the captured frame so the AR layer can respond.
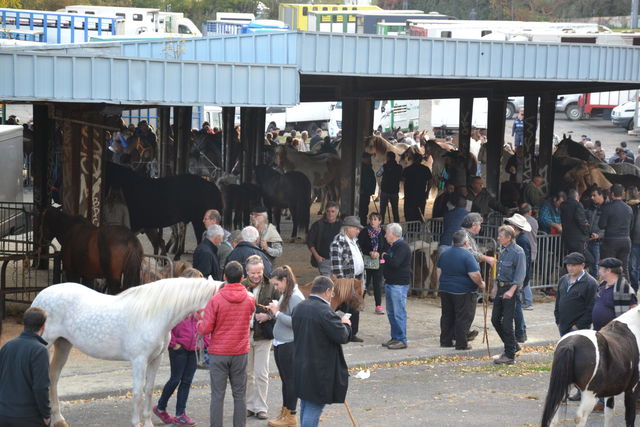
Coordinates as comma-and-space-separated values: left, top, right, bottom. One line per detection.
505, 213, 532, 232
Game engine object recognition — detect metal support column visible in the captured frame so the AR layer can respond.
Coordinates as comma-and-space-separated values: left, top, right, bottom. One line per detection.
486, 95, 507, 198
240, 108, 255, 183
340, 99, 374, 216
222, 107, 235, 173
174, 106, 192, 175
522, 95, 539, 184
33, 104, 52, 260
158, 107, 171, 177
458, 96, 473, 156
538, 93, 556, 196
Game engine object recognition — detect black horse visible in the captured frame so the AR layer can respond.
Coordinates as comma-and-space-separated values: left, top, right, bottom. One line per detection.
254, 165, 311, 240
105, 162, 223, 259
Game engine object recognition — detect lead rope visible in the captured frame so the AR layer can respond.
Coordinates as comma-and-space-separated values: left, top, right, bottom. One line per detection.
195, 335, 208, 369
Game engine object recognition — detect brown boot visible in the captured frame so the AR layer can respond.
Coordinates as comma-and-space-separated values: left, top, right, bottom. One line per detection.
267, 407, 285, 426
268, 408, 298, 427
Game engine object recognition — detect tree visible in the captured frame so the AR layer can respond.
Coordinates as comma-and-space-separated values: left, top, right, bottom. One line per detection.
0, 0, 22, 8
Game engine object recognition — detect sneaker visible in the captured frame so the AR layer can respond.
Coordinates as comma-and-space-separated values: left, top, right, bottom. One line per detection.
173, 413, 196, 426
382, 339, 397, 347
467, 330, 479, 342
523, 305, 534, 311
375, 306, 385, 315
153, 406, 175, 424
387, 341, 408, 350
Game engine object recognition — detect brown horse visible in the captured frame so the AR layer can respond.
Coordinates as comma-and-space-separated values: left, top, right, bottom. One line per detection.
299, 277, 365, 311
41, 207, 143, 294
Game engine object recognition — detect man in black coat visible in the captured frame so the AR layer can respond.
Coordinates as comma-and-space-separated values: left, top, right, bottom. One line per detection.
377, 151, 402, 223
402, 151, 432, 222
0, 307, 50, 427
193, 224, 223, 280
554, 252, 598, 336
225, 226, 273, 277
560, 189, 594, 268
599, 184, 633, 282
292, 276, 351, 427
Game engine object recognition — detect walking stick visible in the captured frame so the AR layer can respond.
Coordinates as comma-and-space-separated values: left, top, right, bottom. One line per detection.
344, 400, 358, 427
482, 254, 497, 357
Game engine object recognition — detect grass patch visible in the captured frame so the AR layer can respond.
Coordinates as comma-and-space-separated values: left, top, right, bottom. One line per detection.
455, 360, 551, 376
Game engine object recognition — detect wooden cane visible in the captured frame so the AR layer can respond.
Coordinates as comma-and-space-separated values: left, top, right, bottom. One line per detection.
344, 400, 358, 427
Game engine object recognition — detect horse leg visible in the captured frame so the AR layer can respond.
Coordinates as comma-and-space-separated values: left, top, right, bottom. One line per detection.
130, 357, 148, 427
290, 206, 298, 240
574, 390, 597, 427
604, 395, 615, 427
141, 352, 163, 427
50, 338, 72, 427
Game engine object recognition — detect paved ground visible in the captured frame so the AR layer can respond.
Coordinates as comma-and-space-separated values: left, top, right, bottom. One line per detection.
54, 347, 625, 427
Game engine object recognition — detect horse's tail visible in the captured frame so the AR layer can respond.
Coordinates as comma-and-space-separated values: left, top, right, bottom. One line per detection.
541, 340, 575, 427
122, 238, 144, 288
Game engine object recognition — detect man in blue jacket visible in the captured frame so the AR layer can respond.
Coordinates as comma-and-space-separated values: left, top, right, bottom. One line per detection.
0, 306, 50, 427
381, 222, 412, 350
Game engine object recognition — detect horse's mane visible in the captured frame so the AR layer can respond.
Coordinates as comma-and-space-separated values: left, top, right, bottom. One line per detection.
333, 278, 357, 305
118, 278, 219, 327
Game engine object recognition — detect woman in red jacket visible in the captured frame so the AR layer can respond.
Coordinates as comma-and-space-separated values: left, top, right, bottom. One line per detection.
153, 268, 208, 426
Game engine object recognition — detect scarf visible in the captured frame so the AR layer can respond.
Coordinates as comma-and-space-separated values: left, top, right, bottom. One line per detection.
367, 225, 382, 252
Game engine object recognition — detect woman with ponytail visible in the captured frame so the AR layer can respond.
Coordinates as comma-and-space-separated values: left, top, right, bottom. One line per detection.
266, 266, 305, 427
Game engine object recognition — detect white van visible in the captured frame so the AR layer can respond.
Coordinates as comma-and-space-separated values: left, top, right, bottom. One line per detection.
611, 100, 639, 130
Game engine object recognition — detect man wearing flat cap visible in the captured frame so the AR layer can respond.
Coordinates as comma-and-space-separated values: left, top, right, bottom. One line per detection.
330, 216, 366, 342
592, 257, 637, 333
554, 252, 598, 337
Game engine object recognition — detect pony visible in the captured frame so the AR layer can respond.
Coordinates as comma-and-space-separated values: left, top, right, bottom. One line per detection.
273, 145, 341, 213
105, 162, 223, 260
254, 165, 311, 241
540, 308, 640, 427
41, 207, 143, 294
299, 278, 365, 311
32, 277, 223, 427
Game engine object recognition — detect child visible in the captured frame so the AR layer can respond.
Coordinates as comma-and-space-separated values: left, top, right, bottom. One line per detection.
153, 268, 208, 426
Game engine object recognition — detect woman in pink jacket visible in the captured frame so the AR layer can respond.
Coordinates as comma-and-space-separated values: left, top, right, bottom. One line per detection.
153, 268, 209, 426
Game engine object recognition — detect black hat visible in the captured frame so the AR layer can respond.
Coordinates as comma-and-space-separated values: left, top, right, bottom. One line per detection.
251, 205, 268, 214
563, 252, 585, 265
599, 258, 623, 269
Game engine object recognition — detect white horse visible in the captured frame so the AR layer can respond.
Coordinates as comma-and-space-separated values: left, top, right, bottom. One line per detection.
31, 277, 223, 427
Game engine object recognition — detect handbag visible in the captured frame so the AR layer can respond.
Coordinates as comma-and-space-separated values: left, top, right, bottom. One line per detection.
363, 255, 380, 270
261, 318, 276, 340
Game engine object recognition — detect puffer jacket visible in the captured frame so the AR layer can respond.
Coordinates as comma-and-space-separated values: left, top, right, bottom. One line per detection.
197, 283, 255, 356
170, 314, 210, 351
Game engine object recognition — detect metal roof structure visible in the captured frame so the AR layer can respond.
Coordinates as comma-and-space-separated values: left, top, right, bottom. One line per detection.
0, 50, 299, 106
2, 31, 640, 106
114, 32, 640, 100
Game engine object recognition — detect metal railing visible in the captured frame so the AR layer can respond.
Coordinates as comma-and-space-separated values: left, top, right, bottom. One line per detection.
0, 251, 61, 333
529, 233, 564, 289
141, 254, 174, 283
0, 202, 35, 255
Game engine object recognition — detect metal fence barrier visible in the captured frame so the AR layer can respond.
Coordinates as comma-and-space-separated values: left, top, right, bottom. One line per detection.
141, 254, 175, 283
0, 251, 61, 333
0, 202, 35, 255
530, 233, 564, 289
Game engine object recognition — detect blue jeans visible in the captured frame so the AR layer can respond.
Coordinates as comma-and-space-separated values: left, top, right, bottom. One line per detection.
300, 400, 325, 427
514, 289, 526, 340
587, 241, 601, 277
522, 285, 533, 308
157, 347, 197, 416
630, 243, 640, 290
385, 284, 409, 344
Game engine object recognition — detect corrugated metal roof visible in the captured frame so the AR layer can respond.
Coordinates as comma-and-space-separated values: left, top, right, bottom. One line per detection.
0, 51, 299, 106
118, 32, 640, 83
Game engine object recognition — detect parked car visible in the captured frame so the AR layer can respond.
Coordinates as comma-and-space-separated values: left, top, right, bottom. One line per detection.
611, 100, 638, 130
555, 94, 581, 120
